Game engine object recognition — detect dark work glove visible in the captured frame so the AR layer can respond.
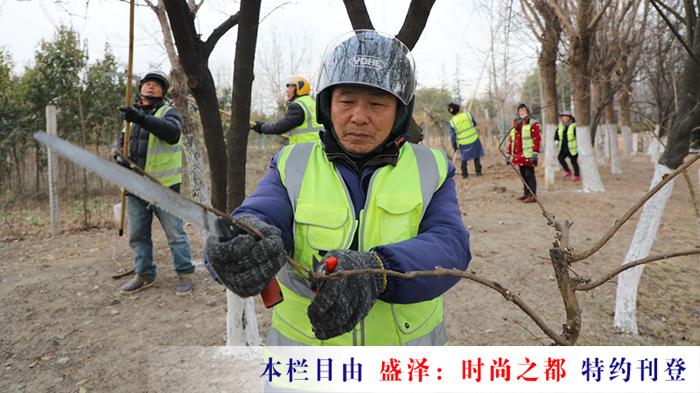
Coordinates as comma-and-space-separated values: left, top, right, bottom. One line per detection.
531, 153, 539, 166
119, 105, 145, 125
204, 214, 286, 297
307, 249, 385, 340
505, 155, 512, 165
113, 154, 129, 168
251, 121, 264, 133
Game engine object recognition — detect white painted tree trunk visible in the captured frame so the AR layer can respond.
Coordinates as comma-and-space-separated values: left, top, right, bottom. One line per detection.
576, 126, 606, 192
543, 123, 558, 191
608, 124, 623, 175
621, 126, 633, 156
648, 138, 663, 164
614, 164, 674, 334
595, 126, 608, 165
226, 292, 261, 346
181, 133, 210, 249
632, 133, 639, 155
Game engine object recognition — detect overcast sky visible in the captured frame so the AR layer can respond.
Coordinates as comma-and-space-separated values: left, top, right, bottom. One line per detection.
0, 0, 535, 113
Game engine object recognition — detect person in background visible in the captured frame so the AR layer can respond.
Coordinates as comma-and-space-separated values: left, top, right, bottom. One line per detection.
447, 102, 484, 178
507, 103, 541, 203
555, 110, 580, 182
116, 70, 195, 295
250, 76, 324, 144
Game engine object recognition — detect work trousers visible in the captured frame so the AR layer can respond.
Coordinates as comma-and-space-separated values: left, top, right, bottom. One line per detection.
519, 166, 537, 196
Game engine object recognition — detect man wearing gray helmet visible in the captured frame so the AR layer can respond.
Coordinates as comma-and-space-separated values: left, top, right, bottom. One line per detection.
116, 70, 195, 296
205, 30, 471, 346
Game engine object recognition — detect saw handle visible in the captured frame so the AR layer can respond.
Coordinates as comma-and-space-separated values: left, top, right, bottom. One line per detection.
215, 216, 283, 309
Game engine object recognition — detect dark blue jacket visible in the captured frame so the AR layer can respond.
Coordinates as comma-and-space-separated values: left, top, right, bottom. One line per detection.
234, 146, 471, 304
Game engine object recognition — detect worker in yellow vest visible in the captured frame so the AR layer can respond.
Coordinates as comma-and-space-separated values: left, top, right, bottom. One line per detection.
205, 30, 471, 346
250, 76, 324, 144
448, 102, 484, 178
555, 110, 580, 181
116, 70, 194, 295
506, 103, 542, 203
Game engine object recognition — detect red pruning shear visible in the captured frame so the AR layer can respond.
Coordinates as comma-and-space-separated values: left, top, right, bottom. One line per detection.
311, 255, 338, 294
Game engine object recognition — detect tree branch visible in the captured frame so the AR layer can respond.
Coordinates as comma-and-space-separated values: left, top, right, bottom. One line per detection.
571, 154, 700, 262
313, 266, 571, 345
520, 0, 545, 39
546, 0, 575, 38
587, 0, 614, 32
650, 0, 700, 67
575, 250, 700, 291
342, 0, 374, 30
395, 0, 437, 50
652, 0, 687, 25
204, 13, 240, 58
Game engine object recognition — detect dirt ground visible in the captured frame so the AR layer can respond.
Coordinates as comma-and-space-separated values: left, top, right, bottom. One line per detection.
1, 148, 699, 393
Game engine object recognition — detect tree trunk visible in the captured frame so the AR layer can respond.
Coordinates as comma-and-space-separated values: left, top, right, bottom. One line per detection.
163, 0, 231, 212
603, 80, 622, 175
569, 0, 605, 192
536, 0, 561, 191
153, 0, 210, 246
591, 80, 608, 165
616, 8, 700, 335
225, 0, 262, 347
619, 79, 633, 155
226, 0, 260, 211
614, 164, 674, 334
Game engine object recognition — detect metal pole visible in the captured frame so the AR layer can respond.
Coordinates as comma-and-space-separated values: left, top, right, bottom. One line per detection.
46, 105, 60, 236
118, 0, 136, 236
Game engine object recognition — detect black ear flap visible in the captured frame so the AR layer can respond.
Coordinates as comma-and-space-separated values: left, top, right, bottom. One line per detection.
297, 80, 305, 91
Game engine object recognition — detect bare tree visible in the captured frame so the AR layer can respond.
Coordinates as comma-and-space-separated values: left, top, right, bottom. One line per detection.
548, 0, 613, 192
145, 0, 209, 240
226, 0, 262, 211
162, 0, 239, 211
521, 0, 562, 191
615, 0, 700, 334
589, 0, 647, 175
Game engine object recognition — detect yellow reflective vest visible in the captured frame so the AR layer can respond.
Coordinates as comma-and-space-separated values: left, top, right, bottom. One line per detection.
557, 122, 578, 155
287, 95, 323, 144
450, 112, 479, 145
510, 121, 534, 158
269, 142, 449, 345
143, 105, 182, 187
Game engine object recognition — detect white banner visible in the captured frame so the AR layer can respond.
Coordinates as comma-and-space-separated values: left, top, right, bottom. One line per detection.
147, 346, 699, 392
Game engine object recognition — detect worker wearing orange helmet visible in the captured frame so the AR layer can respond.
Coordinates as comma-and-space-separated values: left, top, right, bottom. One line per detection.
250, 76, 324, 144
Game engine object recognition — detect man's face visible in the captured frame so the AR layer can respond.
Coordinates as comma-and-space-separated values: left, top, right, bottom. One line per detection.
286, 84, 296, 100
141, 80, 164, 98
562, 115, 572, 123
518, 107, 529, 118
331, 86, 398, 154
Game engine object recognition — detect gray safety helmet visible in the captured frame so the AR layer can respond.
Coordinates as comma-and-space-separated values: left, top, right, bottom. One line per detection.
316, 30, 416, 141
140, 70, 169, 95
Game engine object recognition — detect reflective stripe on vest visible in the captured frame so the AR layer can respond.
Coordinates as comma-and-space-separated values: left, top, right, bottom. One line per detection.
510, 121, 533, 158
287, 95, 323, 144
450, 112, 478, 145
144, 105, 182, 187
274, 142, 448, 345
557, 122, 577, 155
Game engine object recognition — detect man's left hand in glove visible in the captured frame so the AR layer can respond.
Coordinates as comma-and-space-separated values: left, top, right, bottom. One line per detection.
119, 105, 146, 125
307, 249, 386, 340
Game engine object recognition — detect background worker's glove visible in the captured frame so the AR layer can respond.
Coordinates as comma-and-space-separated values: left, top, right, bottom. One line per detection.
505, 155, 512, 165
250, 121, 264, 133
531, 153, 539, 166
204, 214, 286, 297
307, 250, 385, 340
119, 105, 145, 125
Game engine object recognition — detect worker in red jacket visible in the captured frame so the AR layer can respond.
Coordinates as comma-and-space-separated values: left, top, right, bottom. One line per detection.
506, 103, 541, 203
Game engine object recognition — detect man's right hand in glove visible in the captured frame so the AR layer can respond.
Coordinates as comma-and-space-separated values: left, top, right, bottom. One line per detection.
307, 249, 386, 340
250, 121, 264, 133
204, 214, 286, 297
